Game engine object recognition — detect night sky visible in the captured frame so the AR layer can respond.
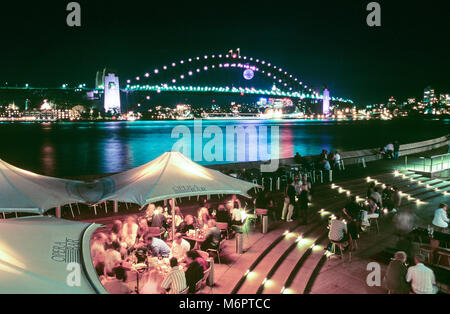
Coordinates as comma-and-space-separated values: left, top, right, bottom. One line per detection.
0, 0, 448, 105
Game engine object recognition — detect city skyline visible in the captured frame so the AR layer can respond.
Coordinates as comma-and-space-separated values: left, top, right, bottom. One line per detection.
0, 0, 448, 105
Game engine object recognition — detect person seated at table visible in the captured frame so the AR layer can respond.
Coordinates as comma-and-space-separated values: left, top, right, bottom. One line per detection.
146, 235, 171, 258
121, 216, 139, 248
105, 220, 123, 250
383, 251, 410, 294
144, 203, 156, 223
91, 233, 107, 260
197, 207, 211, 228
432, 203, 449, 230
406, 255, 438, 294
370, 186, 383, 208
342, 196, 362, 241
328, 214, 353, 252
225, 194, 242, 210
185, 250, 206, 294
102, 266, 132, 294
201, 220, 221, 252
229, 202, 243, 226
188, 250, 208, 271
173, 206, 184, 228
177, 215, 196, 235
137, 218, 149, 244
141, 269, 164, 294
216, 204, 231, 224
161, 258, 187, 294
104, 241, 123, 277
151, 207, 168, 233
170, 233, 191, 261
362, 197, 380, 228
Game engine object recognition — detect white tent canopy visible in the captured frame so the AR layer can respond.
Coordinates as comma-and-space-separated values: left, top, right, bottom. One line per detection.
96, 151, 259, 205
0, 159, 87, 214
0, 216, 106, 294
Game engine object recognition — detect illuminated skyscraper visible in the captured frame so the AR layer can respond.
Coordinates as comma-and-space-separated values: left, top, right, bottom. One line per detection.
322, 88, 330, 115
104, 72, 121, 114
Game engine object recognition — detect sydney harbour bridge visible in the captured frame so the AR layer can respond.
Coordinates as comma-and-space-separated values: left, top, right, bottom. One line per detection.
0, 51, 354, 116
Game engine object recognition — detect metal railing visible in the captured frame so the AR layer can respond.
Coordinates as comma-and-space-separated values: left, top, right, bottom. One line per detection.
407, 153, 450, 173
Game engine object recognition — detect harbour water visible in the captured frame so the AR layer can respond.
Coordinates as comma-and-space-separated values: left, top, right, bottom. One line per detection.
0, 118, 448, 177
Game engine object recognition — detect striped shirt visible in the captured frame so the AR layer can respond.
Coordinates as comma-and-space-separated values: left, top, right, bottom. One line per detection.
328, 219, 347, 242
406, 263, 437, 294
161, 266, 187, 294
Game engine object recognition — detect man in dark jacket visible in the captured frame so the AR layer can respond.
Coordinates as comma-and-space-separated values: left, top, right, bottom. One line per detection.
383, 251, 410, 294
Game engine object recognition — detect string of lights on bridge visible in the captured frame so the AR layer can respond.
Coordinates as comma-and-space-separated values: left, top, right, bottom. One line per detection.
127, 84, 353, 103
125, 52, 354, 104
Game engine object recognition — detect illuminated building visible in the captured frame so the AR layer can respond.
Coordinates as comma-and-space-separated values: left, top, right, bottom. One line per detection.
104, 71, 122, 114
323, 88, 330, 115
423, 86, 437, 105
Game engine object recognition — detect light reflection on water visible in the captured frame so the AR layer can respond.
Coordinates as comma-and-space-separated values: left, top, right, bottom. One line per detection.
0, 119, 447, 177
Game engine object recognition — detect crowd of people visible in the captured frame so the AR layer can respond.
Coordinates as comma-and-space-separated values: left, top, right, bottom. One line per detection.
328, 182, 403, 253
90, 197, 249, 294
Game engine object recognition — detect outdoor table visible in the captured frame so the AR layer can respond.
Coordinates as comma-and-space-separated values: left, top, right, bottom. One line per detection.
183, 235, 206, 250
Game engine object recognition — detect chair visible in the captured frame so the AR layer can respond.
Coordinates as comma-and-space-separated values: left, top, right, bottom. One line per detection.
148, 227, 165, 238
216, 222, 229, 240
368, 217, 379, 233
207, 240, 225, 264
330, 240, 351, 262
197, 250, 210, 261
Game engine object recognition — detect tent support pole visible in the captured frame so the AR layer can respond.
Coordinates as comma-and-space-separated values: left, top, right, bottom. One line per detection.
56, 206, 61, 218
114, 201, 119, 214
172, 198, 176, 241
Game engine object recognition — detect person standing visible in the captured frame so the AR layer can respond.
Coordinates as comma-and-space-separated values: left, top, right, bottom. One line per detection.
298, 185, 310, 224
282, 178, 296, 222
394, 141, 400, 160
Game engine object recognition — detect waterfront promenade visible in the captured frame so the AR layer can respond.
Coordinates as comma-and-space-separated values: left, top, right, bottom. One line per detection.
69, 145, 449, 294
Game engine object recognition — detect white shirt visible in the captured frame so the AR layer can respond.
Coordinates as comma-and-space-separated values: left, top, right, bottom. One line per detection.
231, 208, 242, 222
328, 219, 347, 242
406, 263, 437, 294
334, 154, 341, 163
121, 222, 139, 247
386, 144, 394, 151
432, 208, 449, 228
170, 239, 191, 260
